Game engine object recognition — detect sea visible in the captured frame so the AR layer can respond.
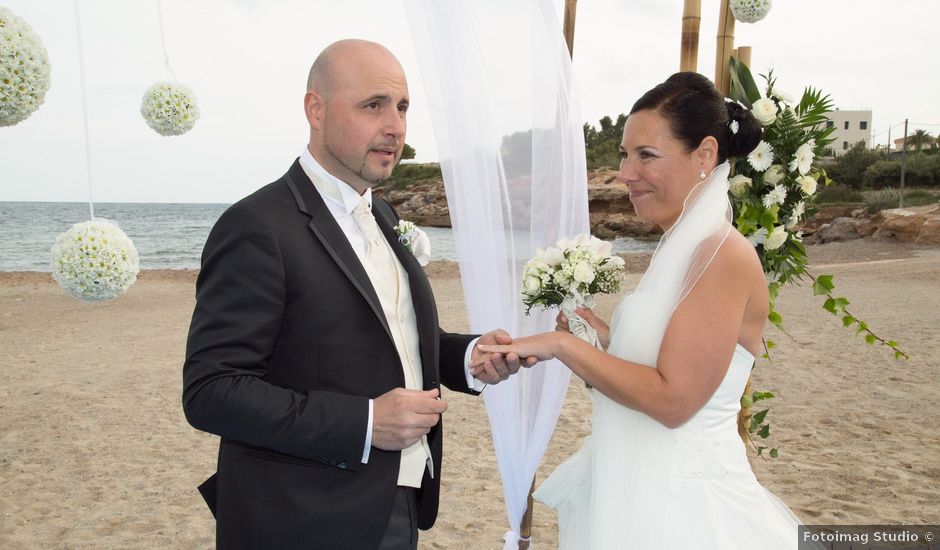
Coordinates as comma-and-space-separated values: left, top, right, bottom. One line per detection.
0, 202, 657, 271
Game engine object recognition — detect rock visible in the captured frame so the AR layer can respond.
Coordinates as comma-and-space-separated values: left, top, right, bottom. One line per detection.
810, 217, 862, 244
862, 204, 940, 244
915, 208, 940, 245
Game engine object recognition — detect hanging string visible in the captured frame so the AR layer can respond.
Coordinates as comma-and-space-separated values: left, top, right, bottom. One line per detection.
156, 0, 178, 80
72, 0, 95, 221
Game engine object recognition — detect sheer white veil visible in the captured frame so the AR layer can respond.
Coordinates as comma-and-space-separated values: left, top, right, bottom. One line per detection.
403, 1, 588, 546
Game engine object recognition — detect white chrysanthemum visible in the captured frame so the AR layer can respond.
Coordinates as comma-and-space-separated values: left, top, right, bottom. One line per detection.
764, 164, 785, 186
0, 7, 52, 127
51, 219, 140, 302
762, 184, 787, 209
789, 142, 815, 175
764, 225, 788, 250
729, 174, 752, 196
730, 0, 772, 23
748, 140, 774, 171
797, 175, 817, 196
771, 88, 794, 104
140, 81, 200, 136
787, 200, 806, 229
751, 98, 778, 126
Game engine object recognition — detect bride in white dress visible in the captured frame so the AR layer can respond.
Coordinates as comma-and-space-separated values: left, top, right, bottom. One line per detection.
478, 72, 808, 549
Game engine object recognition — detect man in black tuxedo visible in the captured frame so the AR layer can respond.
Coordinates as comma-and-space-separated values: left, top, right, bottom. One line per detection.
183, 39, 531, 549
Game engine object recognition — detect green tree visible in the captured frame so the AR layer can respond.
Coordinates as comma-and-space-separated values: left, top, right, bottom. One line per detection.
827, 142, 880, 188
907, 129, 932, 152
862, 159, 901, 188
400, 143, 416, 161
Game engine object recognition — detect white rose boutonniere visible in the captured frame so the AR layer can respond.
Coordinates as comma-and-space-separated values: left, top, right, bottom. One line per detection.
394, 220, 430, 266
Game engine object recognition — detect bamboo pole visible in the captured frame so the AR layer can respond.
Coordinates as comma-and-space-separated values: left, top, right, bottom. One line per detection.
562, 0, 578, 58
679, 0, 701, 72
714, 0, 736, 95
736, 45, 752, 68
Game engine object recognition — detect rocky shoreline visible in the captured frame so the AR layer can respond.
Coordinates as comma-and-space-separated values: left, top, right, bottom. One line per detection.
375, 170, 940, 245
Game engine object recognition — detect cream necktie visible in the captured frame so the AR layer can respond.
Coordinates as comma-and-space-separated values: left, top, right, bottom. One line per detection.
353, 198, 397, 286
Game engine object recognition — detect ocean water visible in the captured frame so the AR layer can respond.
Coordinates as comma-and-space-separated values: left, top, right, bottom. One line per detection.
0, 202, 656, 271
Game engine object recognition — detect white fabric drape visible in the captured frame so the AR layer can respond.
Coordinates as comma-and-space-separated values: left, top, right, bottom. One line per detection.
403, 1, 589, 546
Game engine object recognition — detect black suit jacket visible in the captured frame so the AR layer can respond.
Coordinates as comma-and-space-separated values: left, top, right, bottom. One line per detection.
182, 159, 478, 549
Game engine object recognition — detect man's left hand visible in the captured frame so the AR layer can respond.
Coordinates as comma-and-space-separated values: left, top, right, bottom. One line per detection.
469, 329, 538, 384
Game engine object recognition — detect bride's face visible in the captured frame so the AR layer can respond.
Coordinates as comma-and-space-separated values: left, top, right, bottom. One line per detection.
618, 109, 707, 230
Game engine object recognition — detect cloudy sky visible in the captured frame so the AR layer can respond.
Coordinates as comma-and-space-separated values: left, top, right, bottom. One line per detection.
1, 0, 937, 203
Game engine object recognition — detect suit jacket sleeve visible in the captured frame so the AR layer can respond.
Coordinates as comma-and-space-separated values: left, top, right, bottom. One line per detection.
182, 202, 367, 469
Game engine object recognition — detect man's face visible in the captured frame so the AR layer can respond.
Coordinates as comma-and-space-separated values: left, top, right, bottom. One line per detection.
314, 48, 409, 191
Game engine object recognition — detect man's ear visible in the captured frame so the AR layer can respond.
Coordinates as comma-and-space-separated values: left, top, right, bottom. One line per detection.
304, 91, 323, 130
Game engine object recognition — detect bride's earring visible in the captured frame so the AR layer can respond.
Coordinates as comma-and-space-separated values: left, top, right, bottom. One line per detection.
699, 169, 707, 180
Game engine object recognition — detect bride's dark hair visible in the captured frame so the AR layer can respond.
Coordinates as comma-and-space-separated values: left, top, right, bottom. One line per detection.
630, 72, 762, 164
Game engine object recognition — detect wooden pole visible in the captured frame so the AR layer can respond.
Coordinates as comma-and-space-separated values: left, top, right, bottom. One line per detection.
736, 45, 752, 68
679, 0, 701, 72
714, 0, 736, 95
562, 0, 578, 58
518, 477, 536, 550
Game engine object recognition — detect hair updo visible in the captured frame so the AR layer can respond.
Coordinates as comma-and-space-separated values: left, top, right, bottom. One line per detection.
629, 72, 762, 164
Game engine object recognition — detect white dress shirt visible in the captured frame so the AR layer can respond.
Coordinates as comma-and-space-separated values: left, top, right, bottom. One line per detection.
297, 147, 485, 468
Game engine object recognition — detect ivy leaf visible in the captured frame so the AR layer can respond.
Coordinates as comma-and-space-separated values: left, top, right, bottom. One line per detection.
865, 334, 877, 345
768, 311, 784, 328
842, 315, 856, 327
756, 446, 766, 457
770, 448, 779, 458
752, 409, 769, 425
823, 298, 837, 314
766, 340, 776, 349
758, 424, 771, 439
813, 275, 834, 295
855, 321, 869, 336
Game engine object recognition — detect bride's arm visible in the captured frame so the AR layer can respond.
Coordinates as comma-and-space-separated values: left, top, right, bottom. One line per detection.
481, 237, 766, 428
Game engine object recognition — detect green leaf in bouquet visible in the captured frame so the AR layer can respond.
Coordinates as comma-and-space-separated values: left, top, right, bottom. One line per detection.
842, 315, 856, 328
758, 424, 771, 439
813, 275, 834, 295
768, 310, 784, 328
823, 298, 837, 314
770, 448, 779, 458
865, 334, 877, 345
728, 57, 761, 106
752, 409, 769, 425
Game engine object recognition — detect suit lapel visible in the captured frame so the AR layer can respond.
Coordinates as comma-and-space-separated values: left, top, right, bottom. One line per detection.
281, 161, 393, 344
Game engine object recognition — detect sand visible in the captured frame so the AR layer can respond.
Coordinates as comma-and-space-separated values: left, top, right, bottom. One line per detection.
1, 240, 938, 549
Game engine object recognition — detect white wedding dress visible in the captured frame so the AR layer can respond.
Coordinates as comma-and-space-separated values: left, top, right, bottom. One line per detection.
535, 164, 806, 549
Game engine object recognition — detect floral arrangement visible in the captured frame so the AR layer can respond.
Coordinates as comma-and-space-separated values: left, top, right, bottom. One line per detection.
727, 59, 907, 456
51, 219, 140, 302
521, 234, 625, 314
394, 220, 431, 266
140, 81, 199, 136
0, 7, 52, 127
729, 0, 772, 24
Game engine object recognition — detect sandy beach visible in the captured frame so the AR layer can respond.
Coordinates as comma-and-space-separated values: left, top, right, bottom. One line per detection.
1, 240, 938, 549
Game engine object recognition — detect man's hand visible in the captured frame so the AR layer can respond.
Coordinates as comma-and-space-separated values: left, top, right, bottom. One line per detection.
469, 329, 538, 384
372, 388, 447, 451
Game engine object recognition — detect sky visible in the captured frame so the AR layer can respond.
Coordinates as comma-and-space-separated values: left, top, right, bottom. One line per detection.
1, 0, 938, 204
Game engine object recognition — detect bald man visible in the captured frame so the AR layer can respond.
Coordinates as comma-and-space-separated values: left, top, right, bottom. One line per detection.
182, 40, 529, 549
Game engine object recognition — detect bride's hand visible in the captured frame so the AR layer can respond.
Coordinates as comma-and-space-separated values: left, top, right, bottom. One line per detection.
475, 333, 562, 363
556, 308, 610, 349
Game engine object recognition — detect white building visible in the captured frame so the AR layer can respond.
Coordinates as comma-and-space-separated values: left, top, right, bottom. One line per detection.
823, 109, 872, 156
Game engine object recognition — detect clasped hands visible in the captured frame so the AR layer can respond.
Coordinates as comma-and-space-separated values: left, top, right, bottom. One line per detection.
372, 329, 537, 451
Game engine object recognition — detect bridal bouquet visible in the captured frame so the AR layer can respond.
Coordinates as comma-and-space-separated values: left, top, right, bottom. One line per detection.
521, 233, 624, 346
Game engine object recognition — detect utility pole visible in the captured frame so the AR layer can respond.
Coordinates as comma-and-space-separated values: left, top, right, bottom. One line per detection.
900, 118, 908, 208
886, 126, 891, 158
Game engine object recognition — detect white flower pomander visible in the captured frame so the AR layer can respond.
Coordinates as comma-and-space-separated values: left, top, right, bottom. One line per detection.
764, 225, 788, 250
751, 98, 778, 126
394, 219, 430, 266
789, 141, 816, 175
51, 219, 140, 302
140, 81, 200, 136
729, 174, 752, 196
797, 174, 818, 196
763, 164, 786, 186
0, 7, 52, 127
748, 140, 774, 172
730, 0, 772, 23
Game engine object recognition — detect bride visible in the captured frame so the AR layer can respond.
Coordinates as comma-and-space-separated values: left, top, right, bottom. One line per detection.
478, 72, 807, 549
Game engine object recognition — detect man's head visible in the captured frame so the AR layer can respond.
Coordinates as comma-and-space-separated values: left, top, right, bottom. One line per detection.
304, 39, 409, 193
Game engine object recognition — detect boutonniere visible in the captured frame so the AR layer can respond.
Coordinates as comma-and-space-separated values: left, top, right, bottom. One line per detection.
394, 220, 431, 266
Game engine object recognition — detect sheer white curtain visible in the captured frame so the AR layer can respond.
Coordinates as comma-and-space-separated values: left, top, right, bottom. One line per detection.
403, 1, 589, 546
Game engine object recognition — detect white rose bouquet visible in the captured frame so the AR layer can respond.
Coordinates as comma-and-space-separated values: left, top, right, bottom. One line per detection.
521, 233, 625, 347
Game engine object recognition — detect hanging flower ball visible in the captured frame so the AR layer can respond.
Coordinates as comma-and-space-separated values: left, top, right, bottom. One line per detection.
140, 81, 200, 136
0, 7, 52, 127
51, 219, 140, 302
730, 0, 772, 23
